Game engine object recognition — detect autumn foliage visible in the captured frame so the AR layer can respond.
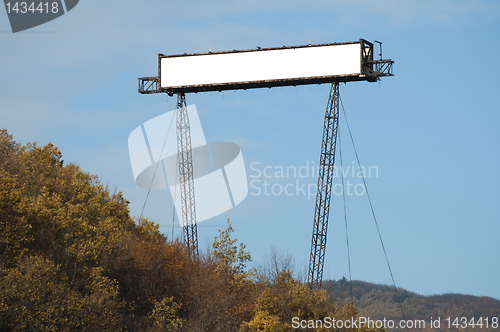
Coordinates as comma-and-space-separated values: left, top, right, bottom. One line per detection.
0, 129, 374, 332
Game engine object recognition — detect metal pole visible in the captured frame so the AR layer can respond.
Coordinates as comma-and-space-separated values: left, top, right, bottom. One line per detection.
308, 82, 340, 288
176, 93, 198, 256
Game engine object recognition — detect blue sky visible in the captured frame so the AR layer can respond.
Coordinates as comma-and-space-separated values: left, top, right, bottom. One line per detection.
1, 0, 500, 301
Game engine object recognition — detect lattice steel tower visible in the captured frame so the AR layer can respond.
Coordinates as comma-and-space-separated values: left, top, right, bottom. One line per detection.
176, 93, 198, 255
308, 82, 340, 288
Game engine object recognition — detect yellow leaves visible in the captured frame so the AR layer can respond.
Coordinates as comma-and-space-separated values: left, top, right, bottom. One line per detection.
0, 255, 76, 331
241, 310, 283, 332
135, 217, 163, 242
148, 296, 184, 330
0, 129, 20, 161
0, 168, 32, 266
0, 131, 136, 274
212, 219, 252, 275
246, 271, 345, 331
0, 256, 124, 331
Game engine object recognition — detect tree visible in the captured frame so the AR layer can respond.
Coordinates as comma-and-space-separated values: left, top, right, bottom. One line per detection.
148, 296, 184, 331
0, 130, 31, 268
256, 245, 306, 282
179, 219, 256, 331
212, 219, 252, 275
0, 255, 123, 331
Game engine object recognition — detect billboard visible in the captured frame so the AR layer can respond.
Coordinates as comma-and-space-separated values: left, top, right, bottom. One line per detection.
158, 40, 374, 94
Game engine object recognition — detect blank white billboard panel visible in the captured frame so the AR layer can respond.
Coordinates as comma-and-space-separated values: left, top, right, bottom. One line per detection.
160, 43, 361, 91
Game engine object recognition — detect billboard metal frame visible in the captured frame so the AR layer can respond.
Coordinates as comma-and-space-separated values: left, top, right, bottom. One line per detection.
139, 39, 393, 95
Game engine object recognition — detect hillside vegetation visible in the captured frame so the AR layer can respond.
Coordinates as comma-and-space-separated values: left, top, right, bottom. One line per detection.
0, 128, 376, 331
326, 278, 500, 331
